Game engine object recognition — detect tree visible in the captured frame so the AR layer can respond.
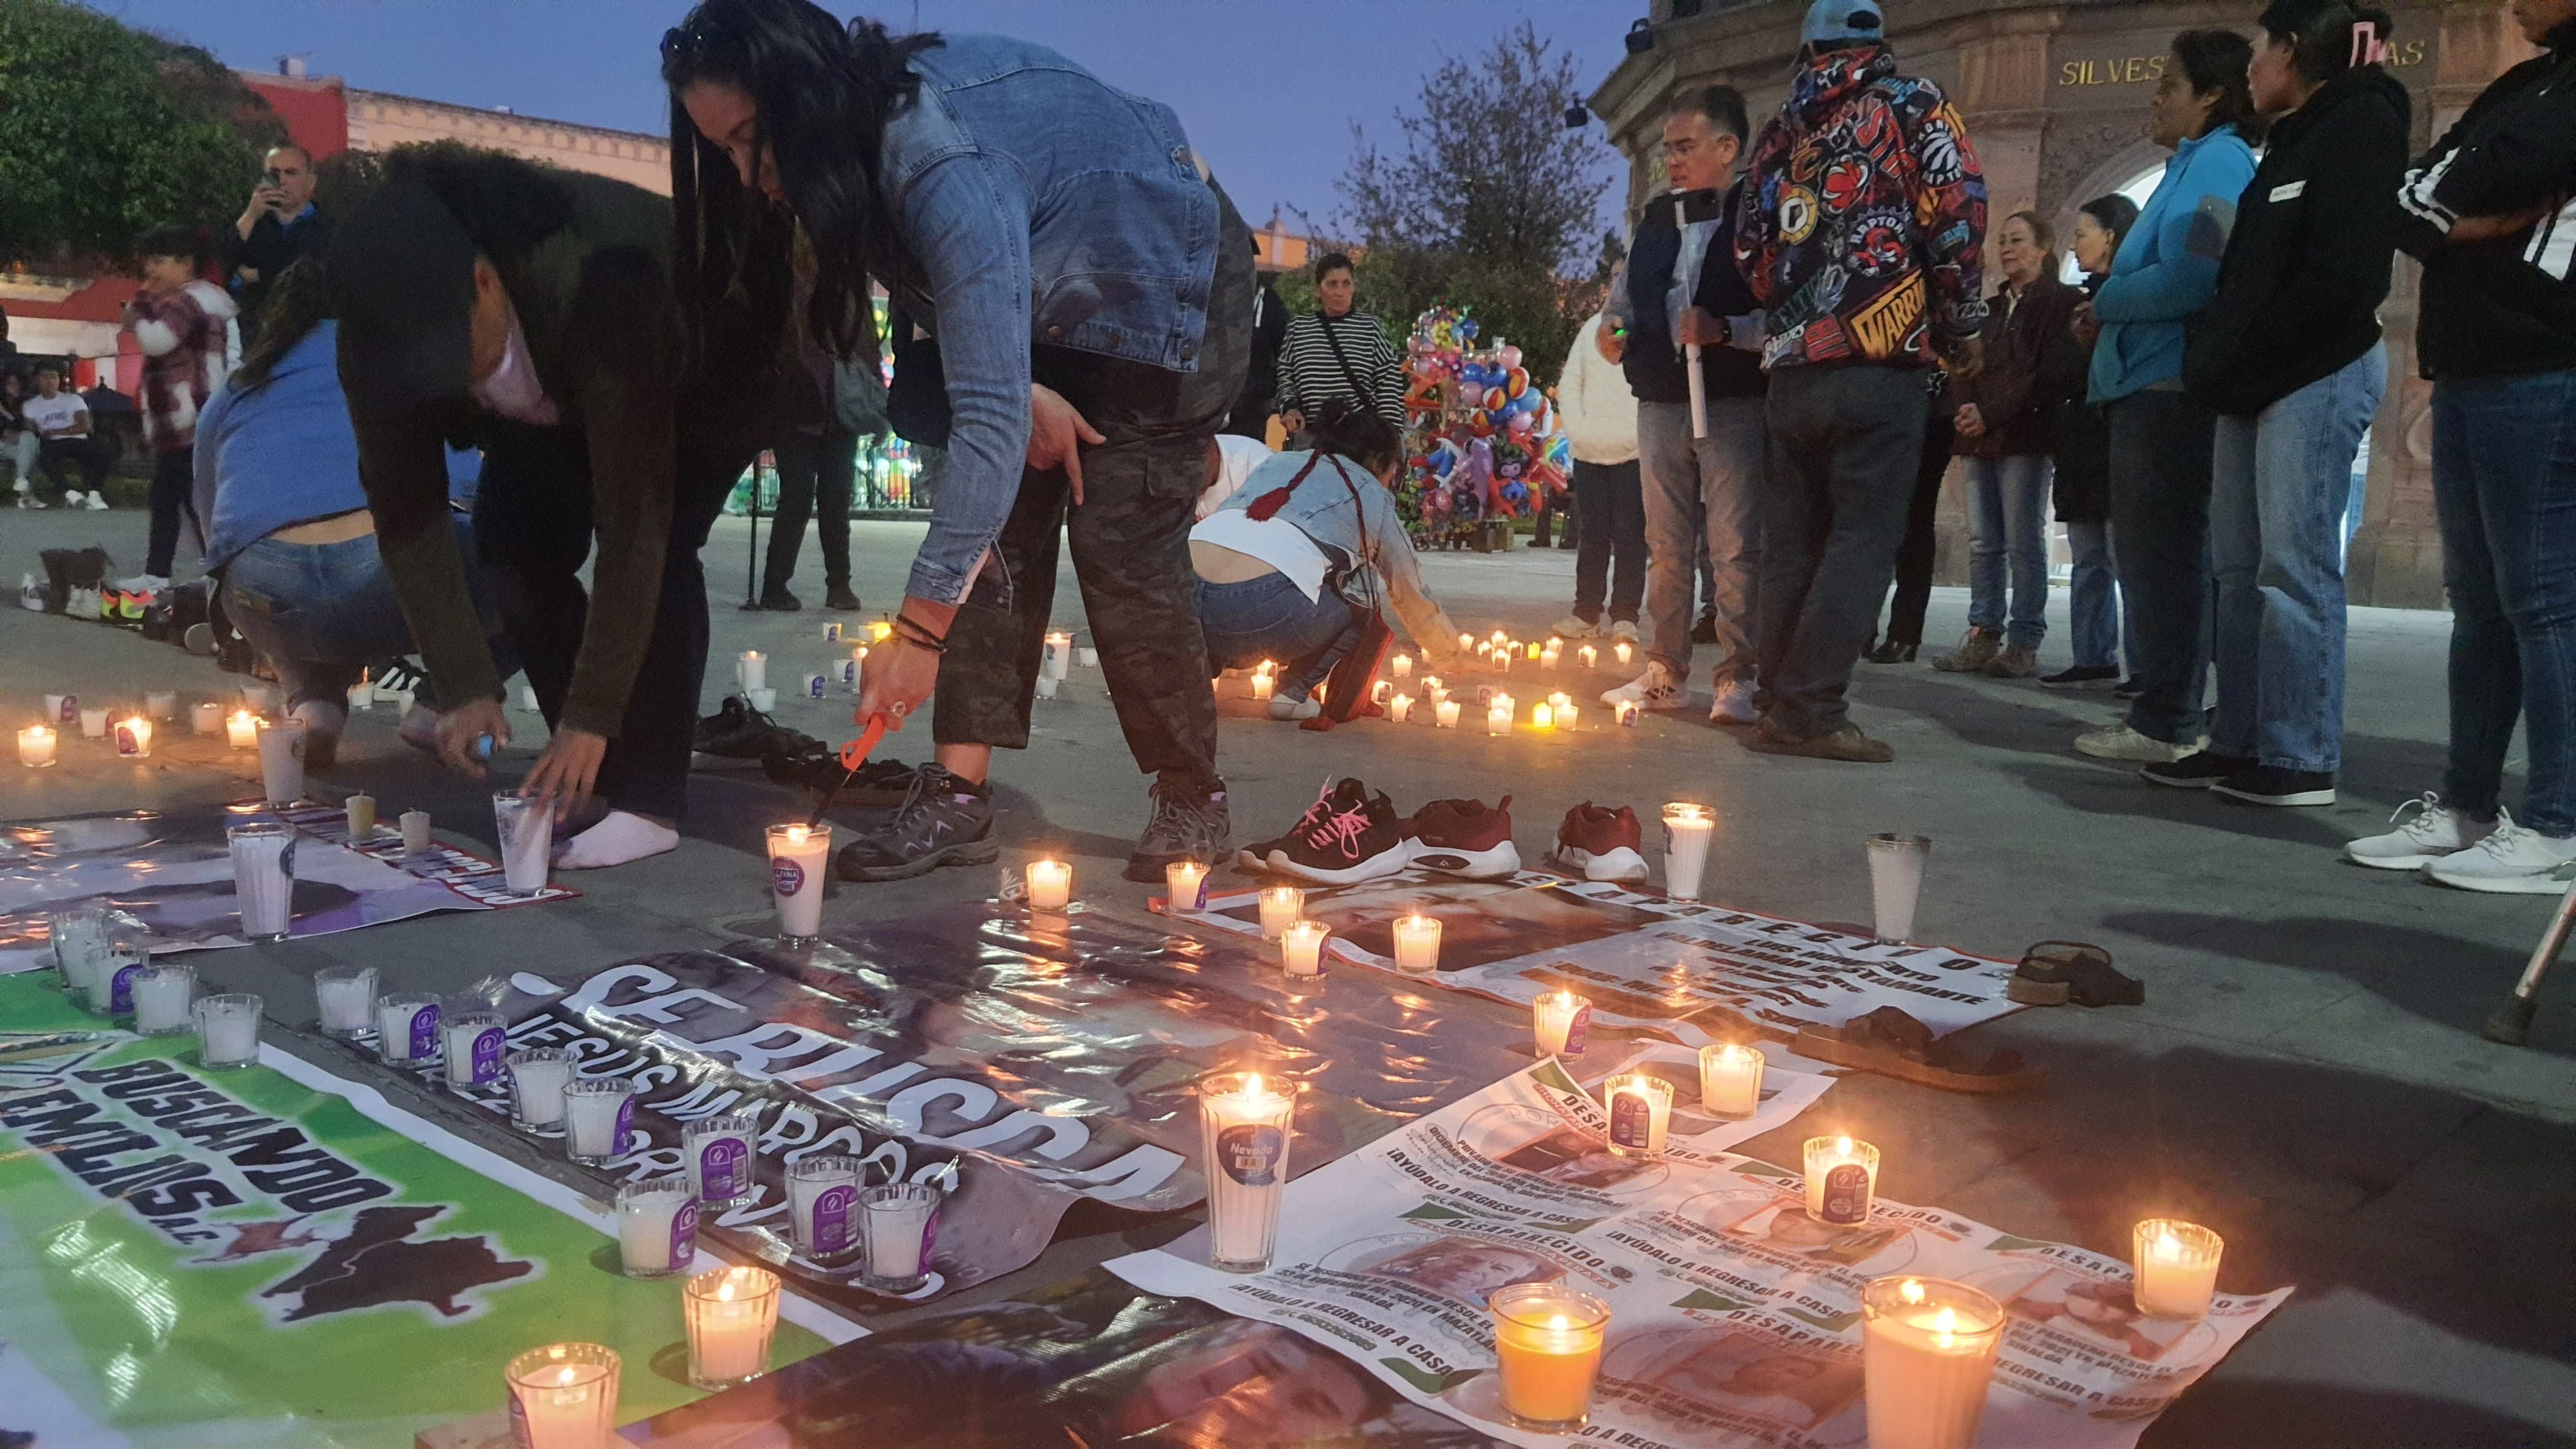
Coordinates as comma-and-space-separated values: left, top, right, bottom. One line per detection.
0, 0, 287, 266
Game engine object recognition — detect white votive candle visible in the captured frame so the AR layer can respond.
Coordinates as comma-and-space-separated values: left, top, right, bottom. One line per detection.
443, 1010, 506, 1089
79, 705, 108, 739
786, 1154, 864, 1261
684, 1266, 780, 1388
18, 725, 56, 768
505, 1343, 622, 1449
1280, 919, 1328, 977
132, 963, 195, 1035
1257, 885, 1303, 941
225, 709, 257, 748
1026, 859, 1072, 911
401, 809, 433, 855
1699, 1043, 1764, 1117
1249, 673, 1275, 702
314, 965, 377, 1038
1165, 859, 1209, 912
192, 701, 225, 735
1200, 1071, 1294, 1271
1861, 1276, 2005, 1449
111, 715, 151, 757
1391, 654, 1412, 678
1487, 704, 1512, 737
1662, 802, 1714, 901
564, 1077, 638, 1165
1614, 641, 1633, 666
861, 1182, 940, 1291
767, 823, 832, 940
1388, 692, 1414, 723
1045, 631, 1073, 681
1805, 1135, 1882, 1225
2132, 1220, 2224, 1319
1392, 914, 1441, 975
1533, 990, 1590, 1059
1434, 698, 1462, 728
616, 1178, 698, 1278
345, 793, 376, 837
508, 1048, 574, 1133
737, 650, 766, 693
376, 992, 441, 1070
145, 689, 177, 720
195, 993, 263, 1070
1604, 1073, 1672, 1157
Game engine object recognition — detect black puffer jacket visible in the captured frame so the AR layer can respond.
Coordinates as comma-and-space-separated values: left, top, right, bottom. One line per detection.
2184, 67, 2411, 416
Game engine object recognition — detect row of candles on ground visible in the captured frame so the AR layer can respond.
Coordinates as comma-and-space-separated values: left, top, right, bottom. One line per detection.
18, 694, 304, 767
735, 628, 1098, 710
1425, 629, 1635, 675
1240, 661, 1646, 733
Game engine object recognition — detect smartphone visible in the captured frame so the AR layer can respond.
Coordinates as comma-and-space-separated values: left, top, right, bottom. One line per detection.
262, 167, 283, 189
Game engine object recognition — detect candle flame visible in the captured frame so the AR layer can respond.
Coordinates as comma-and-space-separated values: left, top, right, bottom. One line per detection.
1245, 1072, 1262, 1095
2156, 1229, 2182, 1257
1900, 1278, 1925, 1305
785, 825, 808, 845
1836, 1135, 1853, 1155
1547, 1315, 1570, 1331
1934, 1307, 1957, 1331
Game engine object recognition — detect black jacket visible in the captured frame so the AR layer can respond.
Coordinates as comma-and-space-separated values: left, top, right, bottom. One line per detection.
2184, 68, 2411, 416
1239, 280, 1287, 406
1619, 187, 1765, 404
2043, 279, 2110, 525
2396, 20, 2576, 381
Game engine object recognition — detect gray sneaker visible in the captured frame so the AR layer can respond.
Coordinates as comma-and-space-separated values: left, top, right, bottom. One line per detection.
836, 765, 1000, 881
1126, 779, 1232, 882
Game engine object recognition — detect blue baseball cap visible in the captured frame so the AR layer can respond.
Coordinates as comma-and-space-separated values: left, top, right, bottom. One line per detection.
1802, 0, 1885, 46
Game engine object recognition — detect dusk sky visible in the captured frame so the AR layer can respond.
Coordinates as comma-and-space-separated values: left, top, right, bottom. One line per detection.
95, 0, 1646, 245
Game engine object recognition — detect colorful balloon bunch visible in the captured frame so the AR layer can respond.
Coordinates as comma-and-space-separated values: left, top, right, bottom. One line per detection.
1401, 306, 1568, 540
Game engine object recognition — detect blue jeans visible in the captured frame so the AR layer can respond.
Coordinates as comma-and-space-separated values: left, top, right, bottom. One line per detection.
1640, 398, 1764, 683
1195, 572, 1359, 700
221, 517, 516, 716
2434, 369, 2576, 838
1964, 454, 2051, 649
2064, 519, 2134, 673
2209, 344, 2387, 773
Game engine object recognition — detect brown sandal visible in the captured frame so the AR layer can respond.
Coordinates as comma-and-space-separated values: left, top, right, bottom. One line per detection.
1794, 1006, 2048, 1094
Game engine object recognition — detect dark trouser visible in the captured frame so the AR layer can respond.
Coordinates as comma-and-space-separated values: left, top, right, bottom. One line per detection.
1222, 388, 1272, 440
473, 420, 746, 821
38, 437, 107, 496
1877, 410, 1955, 648
764, 426, 856, 594
933, 181, 1256, 796
1756, 365, 1929, 738
144, 447, 197, 577
1572, 458, 1645, 625
2106, 388, 2218, 745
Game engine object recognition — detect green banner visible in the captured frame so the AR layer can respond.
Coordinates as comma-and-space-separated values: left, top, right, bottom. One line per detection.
0, 979, 829, 1448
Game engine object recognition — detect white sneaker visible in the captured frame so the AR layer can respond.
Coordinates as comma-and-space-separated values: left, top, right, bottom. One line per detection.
1708, 675, 1758, 725
2344, 792, 2495, 870
1608, 619, 1640, 642
14, 493, 41, 510
2074, 724, 2205, 763
1552, 615, 1600, 639
2425, 816, 2576, 893
1267, 693, 1321, 721
1600, 661, 1684, 711
116, 573, 170, 592
81, 491, 109, 511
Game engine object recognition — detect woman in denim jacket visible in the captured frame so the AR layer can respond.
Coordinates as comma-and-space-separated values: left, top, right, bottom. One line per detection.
665, 0, 1254, 885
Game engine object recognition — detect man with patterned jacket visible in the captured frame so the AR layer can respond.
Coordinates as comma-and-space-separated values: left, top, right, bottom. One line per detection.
1734, 0, 1987, 763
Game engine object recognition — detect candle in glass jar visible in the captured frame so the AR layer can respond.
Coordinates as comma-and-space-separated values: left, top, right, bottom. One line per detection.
1369, 679, 1390, 705
1248, 672, 1274, 702
1540, 646, 1561, 668
1257, 885, 1303, 941
1199, 1071, 1294, 1271
1486, 703, 1512, 737
1805, 1135, 1882, 1225
1578, 644, 1597, 669
1861, 1276, 2005, 1449
767, 824, 832, 941
1434, 698, 1462, 729
506, 1344, 622, 1449
683, 1266, 779, 1389
1662, 802, 1714, 901
131, 963, 195, 1035
1025, 859, 1072, 911
1420, 674, 1443, 694
2131, 1220, 2223, 1319
1489, 1283, 1611, 1431
1604, 1073, 1673, 1157
616, 1178, 698, 1278
1531, 703, 1554, 732
1558, 702, 1581, 728
861, 1183, 940, 1291
1391, 654, 1412, 678
1165, 859, 1208, 912
1613, 641, 1633, 666
1388, 693, 1414, 723
314, 964, 377, 1038
736, 650, 766, 693
112, 716, 151, 758
1526, 641, 1542, 661
79, 706, 108, 739
1614, 700, 1640, 727
191, 701, 223, 735
1044, 631, 1073, 681
1532, 990, 1590, 1059
508, 1047, 574, 1133
1280, 919, 1329, 976
1392, 914, 1441, 974
226, 709, 259, 749
195, 992, 263, 1070
18, 725, 55, 768
1698, 1043, 1764, 1117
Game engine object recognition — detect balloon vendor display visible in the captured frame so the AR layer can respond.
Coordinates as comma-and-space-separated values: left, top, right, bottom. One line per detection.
1400, 305, 1572, 548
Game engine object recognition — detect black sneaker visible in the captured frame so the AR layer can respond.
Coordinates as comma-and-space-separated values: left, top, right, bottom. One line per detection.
836, 765, 1000, 880
2141, 750, 2252, 788
693, 695, 793, 759
2039, 665, 2119, 689
2112, 678, 2143, 700
825, 583, 862, 612
2211, 764, 2338, 808
1266, 778, 1414, 885
1126, 779, 1234, 882
1236, 778, 1337, 872
761, 741, 919, 808
757, 585, 804, 611
1690, 614, 1719, 645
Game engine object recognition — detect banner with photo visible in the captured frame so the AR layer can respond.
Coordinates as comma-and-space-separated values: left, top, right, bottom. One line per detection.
0, 803, 570, 974
1182, 871, 2021, 1044
318, 902, 1561, 1317
1110, 1060, 2290, 1449
0, 979, 832, 1449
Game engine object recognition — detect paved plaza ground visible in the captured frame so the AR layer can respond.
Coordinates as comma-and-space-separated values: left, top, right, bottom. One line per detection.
5, 507, 2570, 1446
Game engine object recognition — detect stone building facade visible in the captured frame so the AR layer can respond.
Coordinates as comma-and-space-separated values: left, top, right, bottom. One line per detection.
1590, 0, 2542, 608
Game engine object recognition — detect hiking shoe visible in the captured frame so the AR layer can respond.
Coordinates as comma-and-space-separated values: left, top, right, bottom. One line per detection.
1127, 779, 1234, 882
2209, 763, 2336, 807
1266, 779, 1411, 884
1708, 675, 1758, 726
2346, 792, 2497, 870
1745, 719, 1894, 763
2142, 750, 2252, 789
2427, 816, 2576, 893
1409, 795, 1521, 879
1550, 803, 1650, 882
693, 695, 792, 760
1268, 693, 1322, 721
1931, 627, 2002, 673
2040, 664, 2119, 690
2073, 724, 2204, 763
825, 584, 862, 611
1981, 643, 2040, 678
836, 765, 999, 881
1552, 615, 1599, 639
756, 585, 803, 611
1687, 615, 1715, 645
1600, 661, 1684, 712
1865, 638, 1917, 664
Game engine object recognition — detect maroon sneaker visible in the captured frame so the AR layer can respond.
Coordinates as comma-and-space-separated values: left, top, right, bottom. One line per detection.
1409, 795, 1521, 879
1549, 802, 1650, 883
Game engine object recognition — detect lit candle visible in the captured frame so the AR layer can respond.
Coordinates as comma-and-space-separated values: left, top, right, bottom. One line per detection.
1662, 802, 1713, 901
1457, 632, 1475, 652
1491, 629, 1508, 647
616, 1177, 698, 1279
1540, 646, 1560, 668
1861, 1277, 2005, 1449
870, 619, 895, 643
1804, 1135, 1882, 1225
1257, 885, 1303, 941
1420, 675, 1443, 693
767, 823, 832, 941
1489, 1283, 1611, 1431
1026, 859, 1072, 911
1494, 647, 1512, 674
1369, 679, 1390, 705
314, 965, 377, 1039
1249, 673, 1275, 702
194, 992, 262, 1070
1558, 702, 1581, 728
1614, 641, 1634, 666
1487, 703, 1512, 737
192, 700, 225, 734
1615, 700, 1640, 728
682, 1266, 780, 1389
505, 1343, 622, 1449
1476, 641, 1494, 662
737, 650, 766, 693
1045, 631, 1073, 682
345, 793, 376, 837
1389, 693, 1414, 723
1434, 699, 1462, 729
1280, 919, 1330, 977
1526, 641, 1541, 661
1200, 1071, 1295, 1271
2131, 1219, 2224, 1319
112, 715, 151, 757
226, 709, 259, 749
1604, 1073, 1672, 1157
1391, 654, 1413, 678
1578, 644, 1597, 669
1531, 702, 1554, 732
1698, 1043, 1764, 1118
1165, 859, 1209, 912
1392, 914, 1441, 974
17, 724, 55, 768
1532, 990, 1590, 1059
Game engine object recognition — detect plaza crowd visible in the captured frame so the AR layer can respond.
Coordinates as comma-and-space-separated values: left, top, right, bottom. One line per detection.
31, 0, 2575, 895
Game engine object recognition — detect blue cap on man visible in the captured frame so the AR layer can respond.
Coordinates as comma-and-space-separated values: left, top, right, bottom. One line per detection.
1801, 0, 1885, 46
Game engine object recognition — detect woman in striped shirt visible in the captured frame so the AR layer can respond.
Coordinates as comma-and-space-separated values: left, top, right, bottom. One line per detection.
1277, 252, 1405, 440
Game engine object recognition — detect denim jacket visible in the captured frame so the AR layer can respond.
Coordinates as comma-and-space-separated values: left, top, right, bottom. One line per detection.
1203, 450, 1456, 656
881, 34, 1221, 606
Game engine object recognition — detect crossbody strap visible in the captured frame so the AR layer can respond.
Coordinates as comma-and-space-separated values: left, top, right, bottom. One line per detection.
1315, 316, 1377, 412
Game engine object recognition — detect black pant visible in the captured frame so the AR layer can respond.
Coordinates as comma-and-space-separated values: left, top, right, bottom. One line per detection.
2106, 389, 2218, 744
764, 427, 856, 594
473, 420, 746, 820
38, 436, 107, 496
144, 447, 197, 577
1876, 410, 1958, 648
1572, 458, 1645, 624
1222, 388, 1271, 440
1756, 366, 1931, 738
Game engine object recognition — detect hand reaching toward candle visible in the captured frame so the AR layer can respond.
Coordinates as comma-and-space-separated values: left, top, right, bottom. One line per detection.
522, 728, 608, 813
436, 696, 510, 778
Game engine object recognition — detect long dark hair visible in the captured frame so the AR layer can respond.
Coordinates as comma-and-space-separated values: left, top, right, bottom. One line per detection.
2170, 29, 2266, 144
1306, 400, 1402, 479
233, 259, 334, 392
661, 0, 939, 367
2258, 0, 2393, 86
2078, 194, 2141, 261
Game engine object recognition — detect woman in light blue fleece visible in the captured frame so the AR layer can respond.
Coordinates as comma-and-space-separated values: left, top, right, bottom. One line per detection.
2070, 29, 2262, 767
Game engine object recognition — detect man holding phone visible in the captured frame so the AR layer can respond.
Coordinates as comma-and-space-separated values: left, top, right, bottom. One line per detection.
231, 144, 332, 333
